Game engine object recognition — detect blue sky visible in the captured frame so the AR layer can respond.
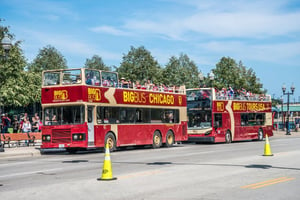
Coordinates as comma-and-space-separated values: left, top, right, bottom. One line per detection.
1, 0, 300, 102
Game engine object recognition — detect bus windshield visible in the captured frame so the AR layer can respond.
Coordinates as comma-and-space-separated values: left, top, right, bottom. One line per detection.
44, 105, 85, 125
186, 89, 212, 129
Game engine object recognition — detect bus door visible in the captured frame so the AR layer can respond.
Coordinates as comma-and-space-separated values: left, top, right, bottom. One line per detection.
214, 113, 225, 136
87, 106, 95, 145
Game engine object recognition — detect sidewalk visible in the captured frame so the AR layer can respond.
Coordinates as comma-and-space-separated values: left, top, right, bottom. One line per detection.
272, 130, 300, 137
1, 131, 300, 159
0, 145, 42, 159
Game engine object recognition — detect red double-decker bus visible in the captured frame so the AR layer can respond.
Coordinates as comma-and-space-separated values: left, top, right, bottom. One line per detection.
186, 88, 273, 143
41, 68, 187, 152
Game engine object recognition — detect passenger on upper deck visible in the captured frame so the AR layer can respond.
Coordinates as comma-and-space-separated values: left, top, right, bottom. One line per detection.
86, 73, 92, 85
120, 77, 129, 88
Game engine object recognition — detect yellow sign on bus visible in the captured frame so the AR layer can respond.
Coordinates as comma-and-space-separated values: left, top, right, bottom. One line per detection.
54, 90, 69, 101
88, 88, 101, 101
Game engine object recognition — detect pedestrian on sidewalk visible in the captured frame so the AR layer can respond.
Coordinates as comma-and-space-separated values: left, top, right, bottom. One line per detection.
1, 113, 11, 133
12, 115, 19, 133
22, 117, 31, 146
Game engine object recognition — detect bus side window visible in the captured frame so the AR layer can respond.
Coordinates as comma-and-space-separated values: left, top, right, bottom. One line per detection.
96, 107, 102, 124
136, 109, 142, 122
214, 113, 222, 128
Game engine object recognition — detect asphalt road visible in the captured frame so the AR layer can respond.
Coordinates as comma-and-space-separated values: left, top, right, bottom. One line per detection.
0, 135, 300, 200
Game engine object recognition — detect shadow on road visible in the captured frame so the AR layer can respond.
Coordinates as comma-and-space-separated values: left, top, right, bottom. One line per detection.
113, 161, 300, 171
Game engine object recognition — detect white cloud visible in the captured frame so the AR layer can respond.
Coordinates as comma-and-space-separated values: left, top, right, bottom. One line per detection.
122, 0, 300, 40
197, 40, 300, 65
90, 26, 130, 36
20, 30, 121, 64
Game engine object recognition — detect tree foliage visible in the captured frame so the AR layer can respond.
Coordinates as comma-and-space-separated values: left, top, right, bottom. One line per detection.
213, 57, 264, 93
163, 54, 199, 88
0, 21, 37, 106
27, 45, 67, 73
117, 46, 162, 83
84, 55, 110, 71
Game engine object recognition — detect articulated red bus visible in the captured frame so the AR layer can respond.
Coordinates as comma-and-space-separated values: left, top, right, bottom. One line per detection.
186, 88, 273, 143
41, 68, 187, 152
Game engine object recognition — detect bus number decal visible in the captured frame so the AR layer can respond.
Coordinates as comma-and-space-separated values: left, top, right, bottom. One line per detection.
53, 90, 69, 101
216, 102, 224, 111
88, 88, 101, 102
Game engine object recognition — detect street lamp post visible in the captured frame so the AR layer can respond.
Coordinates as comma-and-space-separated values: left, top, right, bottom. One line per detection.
281, 96, 284, 131
0, 34, 12, 152
282, 83, 295, 135
1, 34, 12, 60
208, 71, 215, 87
198, 72, 204, 87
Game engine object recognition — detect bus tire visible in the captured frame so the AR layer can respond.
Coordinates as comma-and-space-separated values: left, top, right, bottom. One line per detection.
225, 131, 232, 144
152, 131, 162, 149
165, 130, 174, 147
257, 129, 264, 141
105, 132, 116, 152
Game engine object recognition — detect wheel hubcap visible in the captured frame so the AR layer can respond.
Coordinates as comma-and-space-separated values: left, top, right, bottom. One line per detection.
167, 135, 173, 144
154, 135, 160, 145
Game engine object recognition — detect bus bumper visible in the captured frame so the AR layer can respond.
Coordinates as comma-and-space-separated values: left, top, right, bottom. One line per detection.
188, 136, 215, 143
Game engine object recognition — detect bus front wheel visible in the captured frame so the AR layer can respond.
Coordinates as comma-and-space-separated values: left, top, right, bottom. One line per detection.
165, 131, 174, 147
152, 131, 162, 149
225, 131, 232, 144
105, 132, 116, 152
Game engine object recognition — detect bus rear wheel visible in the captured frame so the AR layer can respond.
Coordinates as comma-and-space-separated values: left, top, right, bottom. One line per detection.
105, 132, 116, 152
225, 131, 232, 144
165, 131, 174, 147
152, 131, 162, 149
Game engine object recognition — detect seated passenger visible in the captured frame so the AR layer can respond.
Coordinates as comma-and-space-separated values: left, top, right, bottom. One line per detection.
86, 74, 92, 85
134, 80, 141, 89
92, 76, 100, 86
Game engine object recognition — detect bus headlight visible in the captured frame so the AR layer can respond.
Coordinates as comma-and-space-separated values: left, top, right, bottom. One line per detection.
72, 133, 86, 141
42, 135, 51, 142
73, 134, 78, 140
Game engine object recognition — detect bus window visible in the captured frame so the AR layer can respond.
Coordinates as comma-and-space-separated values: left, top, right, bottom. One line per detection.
135, 108, 151, 123
62, 69, 81, 85
101, 71, 118, 87
214, 113, 222, 128
96, 107, 102, 124
241, 113, 266, 126
98, 107, 120, 124
85, 69, 100, 86
43, 72, 60, 86
44, 106, 84, 125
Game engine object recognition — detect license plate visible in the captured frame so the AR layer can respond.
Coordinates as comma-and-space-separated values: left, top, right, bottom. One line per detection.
59, 144, 65, 148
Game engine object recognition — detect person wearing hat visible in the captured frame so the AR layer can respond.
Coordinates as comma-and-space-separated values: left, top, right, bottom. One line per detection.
120, 77, 129, 88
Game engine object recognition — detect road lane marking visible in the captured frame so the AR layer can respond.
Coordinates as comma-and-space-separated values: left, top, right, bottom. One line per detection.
241, 177, 295, 189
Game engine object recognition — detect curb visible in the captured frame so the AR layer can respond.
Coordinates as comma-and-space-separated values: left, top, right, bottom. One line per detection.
0, 147, 41, 160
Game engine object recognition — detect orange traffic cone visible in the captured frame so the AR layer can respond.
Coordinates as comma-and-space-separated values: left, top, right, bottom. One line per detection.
263, 134, 273, 156
97, 143, 117, 181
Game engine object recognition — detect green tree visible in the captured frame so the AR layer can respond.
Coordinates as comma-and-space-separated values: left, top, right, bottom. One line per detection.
0, 20, 36, 106
117, 46, 162, 83
163, 54, 199, 88
213, 57, 264, 93
27, 45, 67, 73
213, 57, 240, 89
84, 55, 110, 71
